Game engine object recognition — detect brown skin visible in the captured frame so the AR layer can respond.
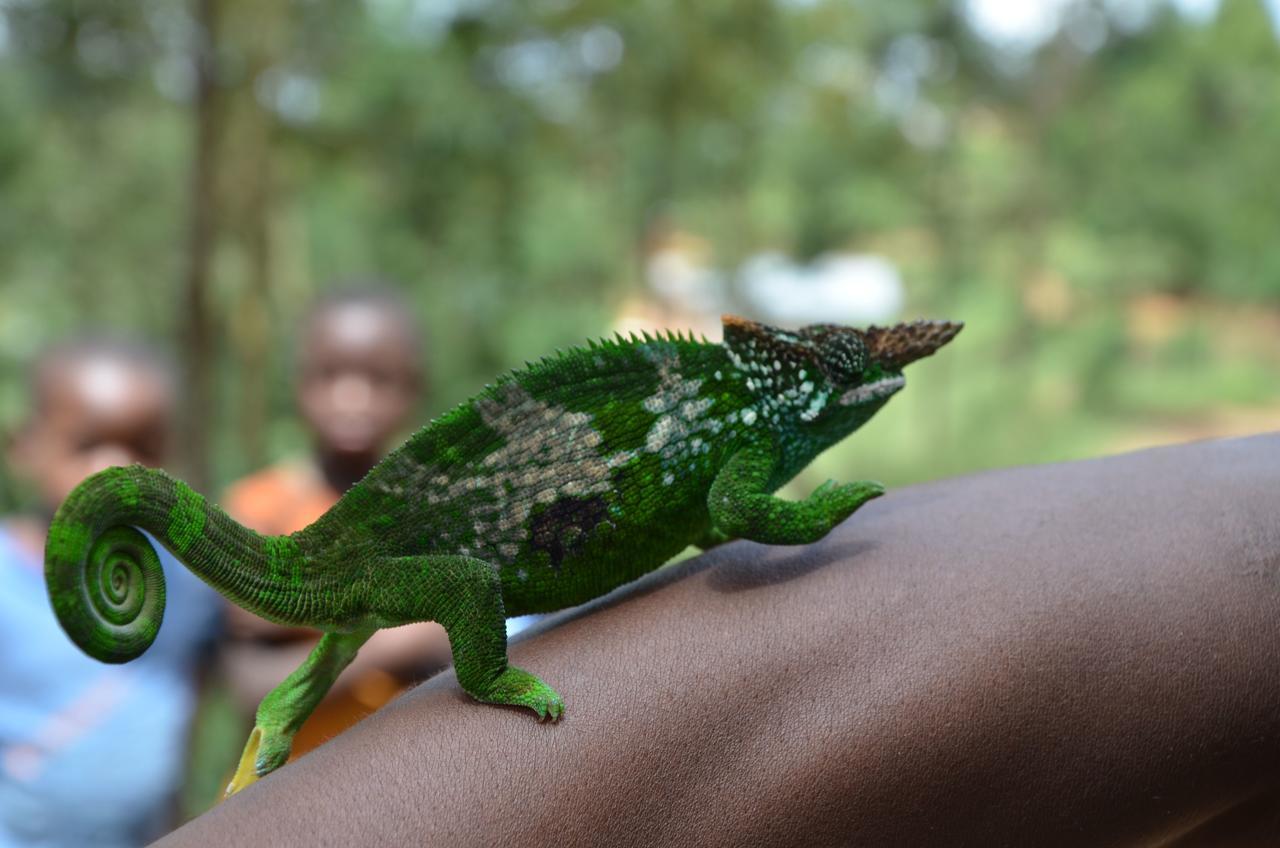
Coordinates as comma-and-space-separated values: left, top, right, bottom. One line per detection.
4, 354, 173, 561
159, 434, 1280, 847
223, 300, 451, 709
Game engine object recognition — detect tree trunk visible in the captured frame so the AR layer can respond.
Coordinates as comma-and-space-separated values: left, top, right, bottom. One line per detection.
179, 0, 221, 493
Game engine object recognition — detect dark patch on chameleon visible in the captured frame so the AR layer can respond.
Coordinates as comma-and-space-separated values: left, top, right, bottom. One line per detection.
529, 495, 610, 571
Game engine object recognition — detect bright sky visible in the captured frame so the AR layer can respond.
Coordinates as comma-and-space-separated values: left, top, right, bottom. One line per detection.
964, 0, 1280, 48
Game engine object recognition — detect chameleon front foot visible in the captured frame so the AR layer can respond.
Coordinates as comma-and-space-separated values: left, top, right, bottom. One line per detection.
810, 478, 885, 523
470, 665, 564, 722
224, 725, 293, 797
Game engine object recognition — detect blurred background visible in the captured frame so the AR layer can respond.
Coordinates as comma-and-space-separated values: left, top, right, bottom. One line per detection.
2, 0, 1280, 505
1, 0, 1279, 828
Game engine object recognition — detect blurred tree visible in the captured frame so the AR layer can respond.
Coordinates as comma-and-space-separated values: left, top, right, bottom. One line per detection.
180, 0, 220, 492
0, 0, 1277, 504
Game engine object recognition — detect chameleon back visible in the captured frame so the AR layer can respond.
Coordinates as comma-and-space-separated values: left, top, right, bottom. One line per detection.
310, 333, 747, 614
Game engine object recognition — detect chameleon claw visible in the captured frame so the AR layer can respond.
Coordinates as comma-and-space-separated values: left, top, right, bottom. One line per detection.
857, 481, 886, 499
474, 665, 564, 722
224, 724, 294, 798
537, 697, 565, 723
812, 479, 840, 499
224, 727, 264, 798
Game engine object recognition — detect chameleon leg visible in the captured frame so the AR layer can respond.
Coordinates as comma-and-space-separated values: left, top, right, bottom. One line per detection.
379, 555, 564, 721
708, 445, 884, 545
225, 628, 373, 797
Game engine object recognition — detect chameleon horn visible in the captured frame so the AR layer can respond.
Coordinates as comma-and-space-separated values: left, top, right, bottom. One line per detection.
862, 320, 963, 370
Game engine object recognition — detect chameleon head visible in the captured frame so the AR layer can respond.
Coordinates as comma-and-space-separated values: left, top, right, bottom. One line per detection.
721, 315, 963, 434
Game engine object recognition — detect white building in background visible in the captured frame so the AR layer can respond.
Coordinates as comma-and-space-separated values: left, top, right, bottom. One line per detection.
617, 224, 906, 339
738, 251, 905, 326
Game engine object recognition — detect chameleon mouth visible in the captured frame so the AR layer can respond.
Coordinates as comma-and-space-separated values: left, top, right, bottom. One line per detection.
838, 375, 905, 406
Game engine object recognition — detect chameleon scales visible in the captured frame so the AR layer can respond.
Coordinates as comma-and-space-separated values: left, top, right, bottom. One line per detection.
44, 314, 961, 795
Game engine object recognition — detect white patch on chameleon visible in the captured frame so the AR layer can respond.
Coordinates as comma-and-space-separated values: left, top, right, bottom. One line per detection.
838, 375, 905, 406
607, 449, 637, 468
681, 398, 712, 420
374, 382, 623, 566
800, 389, 830, 422
561, 478, 589, 496
633, 350, 732, 474
646, 415, 678, 452
642, 359, 703, 417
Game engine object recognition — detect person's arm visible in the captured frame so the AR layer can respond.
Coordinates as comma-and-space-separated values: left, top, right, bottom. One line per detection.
159, 434, 1280, 847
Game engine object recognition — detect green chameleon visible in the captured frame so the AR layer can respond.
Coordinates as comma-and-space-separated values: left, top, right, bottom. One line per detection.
44, 314, 960, 795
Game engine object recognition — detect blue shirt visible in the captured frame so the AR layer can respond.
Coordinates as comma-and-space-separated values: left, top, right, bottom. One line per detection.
0, 526, 221, 848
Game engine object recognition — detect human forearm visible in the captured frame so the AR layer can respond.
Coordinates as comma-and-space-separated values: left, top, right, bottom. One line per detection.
159, 434, 1280, 847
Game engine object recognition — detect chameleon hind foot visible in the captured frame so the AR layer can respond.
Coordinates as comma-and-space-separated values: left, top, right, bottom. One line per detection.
470, 665, 565, 721
223, 629, 373, 797
225, 725, 293, 797
384, 555, 566, 722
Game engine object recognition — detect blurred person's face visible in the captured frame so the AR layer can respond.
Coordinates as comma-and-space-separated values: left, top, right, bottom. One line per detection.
297, 304, 422, 457
8, 357, 173, 511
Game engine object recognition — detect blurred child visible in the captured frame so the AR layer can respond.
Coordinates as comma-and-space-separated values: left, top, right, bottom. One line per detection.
0, 340, 221, 847
219, 288, 452, 758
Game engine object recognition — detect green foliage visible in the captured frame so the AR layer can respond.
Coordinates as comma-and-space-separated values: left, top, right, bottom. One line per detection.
1, 0, 1279, 513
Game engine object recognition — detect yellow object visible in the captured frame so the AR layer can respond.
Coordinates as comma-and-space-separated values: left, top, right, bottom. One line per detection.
225, 727, 264, 797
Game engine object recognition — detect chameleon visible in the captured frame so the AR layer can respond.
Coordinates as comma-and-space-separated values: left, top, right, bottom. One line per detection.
44, 314, 961, 795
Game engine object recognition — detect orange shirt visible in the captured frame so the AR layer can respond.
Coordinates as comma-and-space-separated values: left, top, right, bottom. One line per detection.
222, 463, 338, 538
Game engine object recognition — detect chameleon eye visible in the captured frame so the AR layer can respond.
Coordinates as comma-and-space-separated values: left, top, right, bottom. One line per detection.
817, 333, 869, 386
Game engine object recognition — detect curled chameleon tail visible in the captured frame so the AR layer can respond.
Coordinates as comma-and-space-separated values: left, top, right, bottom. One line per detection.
44, 464, 347, 796
45, 521, 167, 663
44, 465, 192, 664
45, 464, 297, 660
